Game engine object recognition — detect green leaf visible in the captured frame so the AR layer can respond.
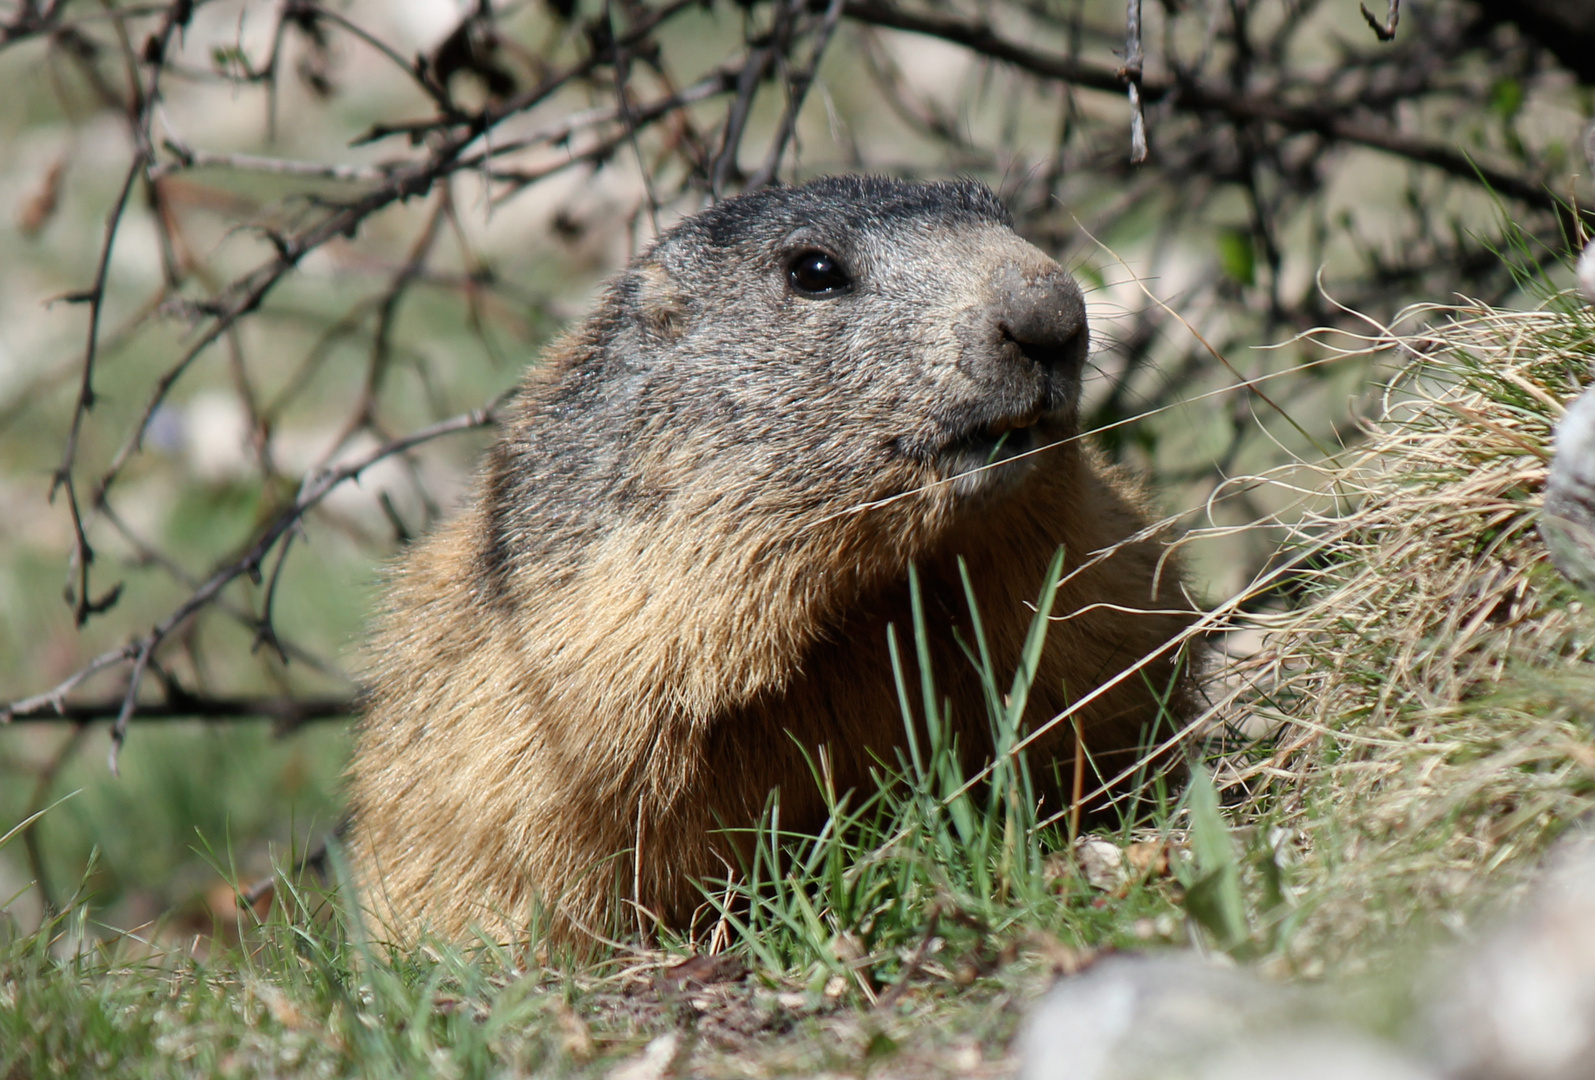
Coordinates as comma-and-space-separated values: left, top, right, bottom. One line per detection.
0, 790, 78, 851
1183, 869, 1239, 944
1184, 764, 1248, 948
1072, 261, 1106, 290
1217, 228, 1256, 287
1489, 77, 1524, 120
864, 1029, 900, 1059
1004, 545, 1067, 746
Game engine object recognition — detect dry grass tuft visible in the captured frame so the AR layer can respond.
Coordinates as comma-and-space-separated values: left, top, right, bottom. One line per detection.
1211, 297, 1595, 968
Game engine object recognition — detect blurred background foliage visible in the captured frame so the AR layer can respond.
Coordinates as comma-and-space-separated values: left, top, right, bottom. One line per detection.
0, 0, 1590, 938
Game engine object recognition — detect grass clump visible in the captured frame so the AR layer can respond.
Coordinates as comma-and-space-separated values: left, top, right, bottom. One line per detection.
1, 874, 582, 1078
702, 551, 1190, 998
1215, 292, 1595, 970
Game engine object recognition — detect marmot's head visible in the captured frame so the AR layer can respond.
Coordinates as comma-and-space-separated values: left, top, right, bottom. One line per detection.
495, 177, 1089, 576
602, 176, 1088, 503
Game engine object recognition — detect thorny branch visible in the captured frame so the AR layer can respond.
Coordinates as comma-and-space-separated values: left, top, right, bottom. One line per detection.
2, 0, 1591, 790
8, 401, 504, 772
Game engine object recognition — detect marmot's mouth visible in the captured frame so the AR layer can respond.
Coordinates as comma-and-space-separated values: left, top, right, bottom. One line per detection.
895, 398, 1065, 495
939, 405, 1051, 485
982, 405, 1044, 442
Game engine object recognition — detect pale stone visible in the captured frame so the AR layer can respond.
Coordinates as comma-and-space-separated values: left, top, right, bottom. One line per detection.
1541, 388, 1595, 592
1076, 838, 1127, 892
1017, 953, 1304, 1080
1425, 827, 1595, 1080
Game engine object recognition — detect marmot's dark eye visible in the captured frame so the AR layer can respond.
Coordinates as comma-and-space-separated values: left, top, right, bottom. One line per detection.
787, 249, 851, 297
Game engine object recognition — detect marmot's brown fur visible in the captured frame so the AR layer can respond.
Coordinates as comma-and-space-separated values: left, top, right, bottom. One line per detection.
347, 176, 1196, 945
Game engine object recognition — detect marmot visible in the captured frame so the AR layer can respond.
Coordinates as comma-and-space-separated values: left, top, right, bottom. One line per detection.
347, 176, 1196, 945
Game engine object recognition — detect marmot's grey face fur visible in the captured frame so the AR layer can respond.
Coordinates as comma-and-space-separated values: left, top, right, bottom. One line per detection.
605, 176, 1087, 504
479, 176, 1094, 611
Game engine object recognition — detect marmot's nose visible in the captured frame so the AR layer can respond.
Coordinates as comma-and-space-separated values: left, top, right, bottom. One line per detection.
992, 263, 1088, 375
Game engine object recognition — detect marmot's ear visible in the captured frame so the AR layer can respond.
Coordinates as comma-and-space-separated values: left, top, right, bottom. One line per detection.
633, 259, 690, 340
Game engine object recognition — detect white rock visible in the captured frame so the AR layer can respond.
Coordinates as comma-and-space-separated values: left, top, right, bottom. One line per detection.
1018, 953, 1304, 1080
1580, 122, 1595, 306
1541, 387, 1595, 592
1577, 240, 1595, 307
1197, 1032, 1439, 1080
1425, 825, 1595, 1080
1076, 838, 1127, 892
608, 1032, 680, 1080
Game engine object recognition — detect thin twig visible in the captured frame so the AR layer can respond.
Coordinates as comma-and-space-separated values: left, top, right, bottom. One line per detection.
151, 143, 392, 182
19, 724, 89, 919
713, 0, 800, 197
840, 0, 1582, 221
5, 695, 353, 725
1123, 0, 1146, 163
7, 403, 502, 743
749, 0, 846, 189
53, 157, 143, 628
1360, 0, 1400, 42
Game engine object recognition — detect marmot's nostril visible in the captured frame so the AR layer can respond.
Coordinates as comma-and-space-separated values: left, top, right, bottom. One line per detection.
1000, 323, 1087, 373
992, 266, 1088, 373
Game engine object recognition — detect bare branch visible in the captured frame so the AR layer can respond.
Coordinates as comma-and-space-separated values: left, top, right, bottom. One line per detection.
53, 157, 143, 629
711, 8, 788, 197
150, 143, 391, 183
1123, 0, 1146, 163
748, 0, 847, 189
841, 0, 1585, 222
5, 695, 352, 726
1360, 0, 1400, 42
7, 402, 503, 736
